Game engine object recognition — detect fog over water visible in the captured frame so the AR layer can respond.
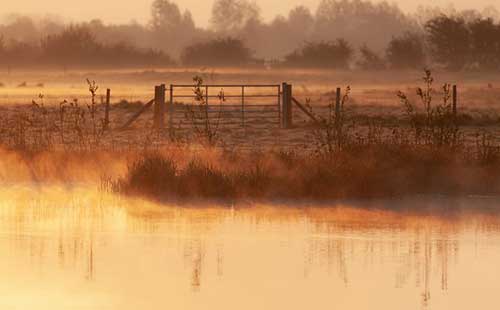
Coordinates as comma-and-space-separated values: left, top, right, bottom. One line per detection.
1, 187, 500, 310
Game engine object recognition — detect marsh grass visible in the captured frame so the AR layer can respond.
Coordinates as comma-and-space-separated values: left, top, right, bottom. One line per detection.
0, 70, 499, 202
109, 70, 500, 202
112, 143, 500, 203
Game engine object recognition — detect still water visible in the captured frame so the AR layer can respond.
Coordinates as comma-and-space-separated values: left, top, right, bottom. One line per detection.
1, 186, 500, 310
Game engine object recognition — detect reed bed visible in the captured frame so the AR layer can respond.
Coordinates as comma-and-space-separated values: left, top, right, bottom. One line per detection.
108, 138, 500, 203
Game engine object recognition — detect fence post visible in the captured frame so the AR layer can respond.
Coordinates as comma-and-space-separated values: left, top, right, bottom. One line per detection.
154, 84, 165, 130
335, 87, 341, 119
277, 84, 281, 128
169, 84, 173, 128
287, 84, 293, 128
154, 85, 160, 129
281, 83, 287, 128
282, 83, 293, 129
242, 86, 245, 128
452, 85, 457, 118
104, 88, 110, 130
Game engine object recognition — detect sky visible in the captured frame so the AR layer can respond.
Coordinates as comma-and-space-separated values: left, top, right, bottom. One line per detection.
1, 0, 499, 26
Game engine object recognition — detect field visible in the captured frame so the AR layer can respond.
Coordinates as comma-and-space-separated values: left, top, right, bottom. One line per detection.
1, 67, 500, 202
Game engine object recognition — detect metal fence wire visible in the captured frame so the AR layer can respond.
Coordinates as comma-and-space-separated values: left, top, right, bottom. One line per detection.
168, 84, 281, 129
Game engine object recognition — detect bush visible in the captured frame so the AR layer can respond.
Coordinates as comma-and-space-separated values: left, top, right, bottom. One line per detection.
283, 39, 354, 69
425, 15, 470, 71
468, 18, 500, 70
386, 32, 426, 69
40, 25, 175, 67
180, 37, 254, 66
0, 35, 39, 65
357, 44, 386, 70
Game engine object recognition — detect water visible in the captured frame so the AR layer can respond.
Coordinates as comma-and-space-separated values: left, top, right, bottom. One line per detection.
1, 186, 500, 310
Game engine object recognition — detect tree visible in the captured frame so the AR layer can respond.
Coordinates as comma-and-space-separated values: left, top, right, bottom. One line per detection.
284, 39, 354, 69
40, 25, 175, 67
0, 35, 4, 55
181, 37, 253, 66
0, 15, 39, 42
211, 0, 261, 33
150, 0, 183, 32
41, 26, 101, 64
149, 0, 198, 56
468, 18, 500, 70
386, 32, 426, 69
357, 44, 386, 70
314, 0, 417, 50
425, 15, 470, 70
288, 6, 314, 35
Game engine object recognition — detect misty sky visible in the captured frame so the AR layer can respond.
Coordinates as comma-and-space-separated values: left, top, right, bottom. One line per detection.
2, 0, 498, 25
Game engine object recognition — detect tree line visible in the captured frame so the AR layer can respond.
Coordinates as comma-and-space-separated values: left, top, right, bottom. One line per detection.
0, 0, 499, 70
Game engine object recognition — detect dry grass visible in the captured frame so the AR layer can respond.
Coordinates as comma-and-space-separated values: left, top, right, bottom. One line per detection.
0, 69, 499, 203
111, 143, 500, 203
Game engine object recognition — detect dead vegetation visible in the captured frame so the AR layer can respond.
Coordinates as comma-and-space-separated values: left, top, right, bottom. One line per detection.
0, 70, 499, 202
110, 142, 500, 203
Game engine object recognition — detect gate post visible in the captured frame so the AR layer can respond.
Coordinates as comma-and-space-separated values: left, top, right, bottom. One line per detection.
282, 83, 293, 129
335, 87, 341, 119
452, 85, 457, 118
154, 84, 165, 130
168, 84, 173, 128
104, 88, 110, 130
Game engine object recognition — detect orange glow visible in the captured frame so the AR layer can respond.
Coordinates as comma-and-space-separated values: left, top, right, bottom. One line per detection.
1, 186, 500, 310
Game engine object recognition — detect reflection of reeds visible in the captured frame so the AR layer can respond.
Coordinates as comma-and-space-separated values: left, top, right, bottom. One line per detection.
1, 191, 498, 305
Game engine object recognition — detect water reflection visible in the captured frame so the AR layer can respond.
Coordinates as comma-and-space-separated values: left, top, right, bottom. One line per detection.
1, 186, 500, 310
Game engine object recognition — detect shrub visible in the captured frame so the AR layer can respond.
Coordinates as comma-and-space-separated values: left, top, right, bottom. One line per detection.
357, 44, 386, 70
283, 39, 354, 69
181, 37, 254, 66
397, 69, 460, 147
468, 18, 500, 70
40, 25, 175, 67
425, 15, 470, 71
386, 32, 426, 69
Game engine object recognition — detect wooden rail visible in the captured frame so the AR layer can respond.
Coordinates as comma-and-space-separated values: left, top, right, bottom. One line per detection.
291, 97, 319, 124
120, 99, 155, 129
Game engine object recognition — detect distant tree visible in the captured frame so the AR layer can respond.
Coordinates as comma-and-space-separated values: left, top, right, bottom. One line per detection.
41, 25, 174, 67
181, 37, 253, 66
149, 0, 199, 56
357, 44, 386, 70
288, 6, 314, 35
425, 15, 470, 70
211, 0, 261, 33
481, 5, 500, 21
0, 35, 4, 55
150, 0, 183, 32
41, 26, 101, 64
386, 32, 426, 69
0, 15, 39, 42
0, 38, 39, 66
284, 39, 354, 69
313, 0, 417, 51
468, 18, 500, 70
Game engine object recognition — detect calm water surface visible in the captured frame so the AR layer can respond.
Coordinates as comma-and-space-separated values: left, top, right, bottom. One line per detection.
1, 186, 500, 310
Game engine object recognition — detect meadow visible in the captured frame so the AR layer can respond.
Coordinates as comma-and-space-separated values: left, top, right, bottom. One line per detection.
0, 67, 499, 203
